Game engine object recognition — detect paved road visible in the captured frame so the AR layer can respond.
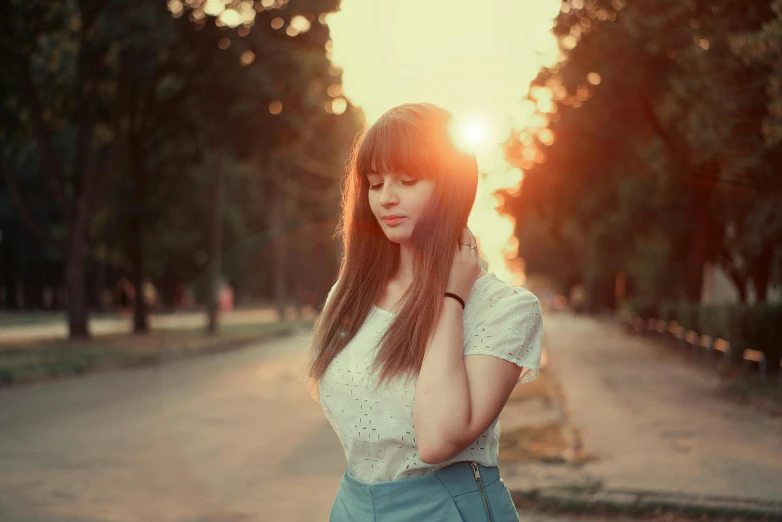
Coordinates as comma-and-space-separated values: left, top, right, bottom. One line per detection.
0, 326, 582, 522
0, 327, 346, 522
546, 313, 782, 502
4, 310, 776, 521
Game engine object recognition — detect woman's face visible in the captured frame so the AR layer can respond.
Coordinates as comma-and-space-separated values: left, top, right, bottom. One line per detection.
366, 170, 436, 244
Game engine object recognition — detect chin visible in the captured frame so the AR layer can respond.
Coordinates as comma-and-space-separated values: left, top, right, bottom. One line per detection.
384, 234, 410, 244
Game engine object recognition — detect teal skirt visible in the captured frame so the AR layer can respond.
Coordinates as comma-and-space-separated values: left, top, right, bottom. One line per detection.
329, 461, 520, 521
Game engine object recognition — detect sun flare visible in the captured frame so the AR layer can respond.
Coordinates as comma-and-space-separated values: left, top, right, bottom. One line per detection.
451, 117, 492, 153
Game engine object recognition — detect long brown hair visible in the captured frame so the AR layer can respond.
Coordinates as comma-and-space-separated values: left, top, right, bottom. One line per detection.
306, 102, 479, 398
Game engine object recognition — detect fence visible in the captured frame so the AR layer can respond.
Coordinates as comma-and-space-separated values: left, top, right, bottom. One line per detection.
619, 301, 782, 386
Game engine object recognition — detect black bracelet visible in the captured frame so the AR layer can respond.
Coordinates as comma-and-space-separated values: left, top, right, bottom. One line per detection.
444, 292, 465, 309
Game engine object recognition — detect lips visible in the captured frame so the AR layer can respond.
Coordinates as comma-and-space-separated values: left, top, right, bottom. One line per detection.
382, 216, 405, 224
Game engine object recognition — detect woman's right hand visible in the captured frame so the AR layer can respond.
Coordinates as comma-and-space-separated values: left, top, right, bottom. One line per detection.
446, 227, 482, 301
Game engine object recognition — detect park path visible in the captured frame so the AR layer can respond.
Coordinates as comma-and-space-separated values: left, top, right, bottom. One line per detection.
543, 312, 782, 502
2, 310, 780, 521
0, 324, 573, 522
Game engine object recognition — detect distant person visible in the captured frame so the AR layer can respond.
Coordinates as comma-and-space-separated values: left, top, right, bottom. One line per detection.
142, 279, 158, 310
306, 103, 544, 521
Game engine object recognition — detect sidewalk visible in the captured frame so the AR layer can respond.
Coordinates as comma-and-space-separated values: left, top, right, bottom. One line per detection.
499, 312, 782, 519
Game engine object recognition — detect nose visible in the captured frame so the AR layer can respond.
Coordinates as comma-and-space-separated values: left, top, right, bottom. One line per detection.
378, 182, 400, 207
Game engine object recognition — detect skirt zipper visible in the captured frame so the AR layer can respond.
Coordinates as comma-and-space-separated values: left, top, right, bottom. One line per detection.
470, 462, 494, 522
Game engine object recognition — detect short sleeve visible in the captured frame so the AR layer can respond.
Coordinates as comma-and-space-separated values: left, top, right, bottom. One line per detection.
464, 288, 543, 384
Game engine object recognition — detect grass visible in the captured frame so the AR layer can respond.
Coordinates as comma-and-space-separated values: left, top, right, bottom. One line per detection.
0, 311, 69, 327
500, 421, 575, 463
0, 318, 315, 387
0, 310, 127, 327
500, 370, 597, 465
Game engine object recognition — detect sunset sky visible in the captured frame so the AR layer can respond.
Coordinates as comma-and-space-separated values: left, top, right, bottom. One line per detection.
326, 0, 562, 284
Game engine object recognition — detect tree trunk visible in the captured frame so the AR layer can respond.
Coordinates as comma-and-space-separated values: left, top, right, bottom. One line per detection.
65, 229, 90, 338
750, 246, 772, 303
130, 136, 149, 333
725, 266, 748, 303
267, 159, 287, 322
2, 231, 18, 309
94, 257, 106, 313
207, 152, 223, 335
4, 274, 17, 311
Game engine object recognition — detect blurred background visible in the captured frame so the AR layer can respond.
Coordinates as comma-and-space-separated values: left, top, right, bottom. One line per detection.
1, 0, 781, 521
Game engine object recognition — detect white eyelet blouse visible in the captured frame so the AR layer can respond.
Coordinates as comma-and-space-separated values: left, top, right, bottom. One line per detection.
316, 272, 544, 484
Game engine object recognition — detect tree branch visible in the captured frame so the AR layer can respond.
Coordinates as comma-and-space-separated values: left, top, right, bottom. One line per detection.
15, 54, 72, 220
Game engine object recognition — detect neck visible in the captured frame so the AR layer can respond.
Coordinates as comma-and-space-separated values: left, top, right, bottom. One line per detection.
394, 244, 415, 286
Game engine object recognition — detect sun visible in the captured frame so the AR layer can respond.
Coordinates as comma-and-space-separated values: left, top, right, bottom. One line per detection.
450, 117, 491, 152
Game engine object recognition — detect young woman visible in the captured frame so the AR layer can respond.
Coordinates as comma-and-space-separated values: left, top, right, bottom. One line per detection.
306, 102, 544, 521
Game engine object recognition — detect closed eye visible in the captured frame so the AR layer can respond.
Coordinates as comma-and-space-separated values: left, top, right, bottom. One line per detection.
369, 179, 419, 190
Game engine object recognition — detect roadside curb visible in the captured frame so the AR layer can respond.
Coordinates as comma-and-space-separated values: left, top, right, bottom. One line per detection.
508, 486, 782, 520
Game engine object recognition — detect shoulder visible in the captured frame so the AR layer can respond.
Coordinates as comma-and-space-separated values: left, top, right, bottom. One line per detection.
463, 274, 541, 336
472, 274, 540, 311
486, 284, 541, 331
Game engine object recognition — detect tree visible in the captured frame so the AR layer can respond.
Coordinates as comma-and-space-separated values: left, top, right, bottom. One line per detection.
0, 0, 127, 337
500, 0, 781, 310
731, 0, 782, 147
0, 0, 362, 337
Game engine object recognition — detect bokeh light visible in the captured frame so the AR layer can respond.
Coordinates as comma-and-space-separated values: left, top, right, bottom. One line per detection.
240, 50, 255, 65
289, 15, 311, 34
331, 97, 348, 115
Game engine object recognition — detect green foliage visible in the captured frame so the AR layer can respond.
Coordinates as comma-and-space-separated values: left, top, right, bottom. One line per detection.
501, 0, 782, 309
626, 233, 686, 304
0, 0, 362, 311
731, 0, 782, 146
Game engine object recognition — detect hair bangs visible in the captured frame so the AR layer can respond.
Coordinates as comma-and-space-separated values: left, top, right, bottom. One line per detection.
355, 116, 443, 180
